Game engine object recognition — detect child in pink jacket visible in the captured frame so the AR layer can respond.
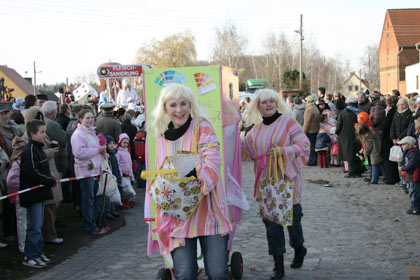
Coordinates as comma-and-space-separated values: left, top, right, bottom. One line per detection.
116, 133, 136, 207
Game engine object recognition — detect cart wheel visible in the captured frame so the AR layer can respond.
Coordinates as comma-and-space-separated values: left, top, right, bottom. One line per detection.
156, 267, 172, 280
230, 251, 243, 280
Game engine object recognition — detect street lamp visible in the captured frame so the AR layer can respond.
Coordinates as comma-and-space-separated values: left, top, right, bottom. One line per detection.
295, 14, 304, 91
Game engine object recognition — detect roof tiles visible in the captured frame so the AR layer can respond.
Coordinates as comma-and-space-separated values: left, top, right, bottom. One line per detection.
388, 9, 420, 46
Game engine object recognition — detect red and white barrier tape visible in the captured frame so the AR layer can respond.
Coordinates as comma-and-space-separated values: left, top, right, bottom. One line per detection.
0, 172, 108, 201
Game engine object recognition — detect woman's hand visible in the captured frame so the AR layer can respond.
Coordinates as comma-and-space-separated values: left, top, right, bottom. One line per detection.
99, 145, 107, 156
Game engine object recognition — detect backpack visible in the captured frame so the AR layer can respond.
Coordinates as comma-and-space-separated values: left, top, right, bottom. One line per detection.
134, 129, 146, 163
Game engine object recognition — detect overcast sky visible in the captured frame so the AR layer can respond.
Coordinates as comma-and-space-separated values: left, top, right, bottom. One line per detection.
0, 0, 419, 85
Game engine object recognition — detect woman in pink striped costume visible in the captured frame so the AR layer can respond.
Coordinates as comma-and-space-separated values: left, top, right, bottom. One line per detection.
242, 89, 310, 280
148, 84, 232, 280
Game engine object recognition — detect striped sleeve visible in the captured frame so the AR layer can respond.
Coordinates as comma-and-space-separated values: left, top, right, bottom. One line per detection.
195, 119, 222, 196
277, 117, 310, 180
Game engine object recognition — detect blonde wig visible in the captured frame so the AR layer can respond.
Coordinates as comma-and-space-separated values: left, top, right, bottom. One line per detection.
149, 84, 208, 138
244, 89, 292, 126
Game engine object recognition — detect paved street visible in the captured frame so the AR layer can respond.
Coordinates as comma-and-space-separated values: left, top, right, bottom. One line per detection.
28, 162, 420, 280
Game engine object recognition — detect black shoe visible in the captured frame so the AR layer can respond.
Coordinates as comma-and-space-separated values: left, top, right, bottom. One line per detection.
363, 178, 371, 182
368, 181, 378, 185
271, 255, 284, 280
406, 209, 420, 215
110, 211, 121, 218
344, 175, 355, 178
105, 213, 114, 220
291, 246, 307, 269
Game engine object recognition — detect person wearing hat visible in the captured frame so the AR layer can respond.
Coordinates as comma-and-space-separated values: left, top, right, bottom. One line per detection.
398, 136, 420, 215
369, 90, 386, 133
95, 103, 121, 142
1, 107, 24, 157
316, 99, 330, 114
12, 97, 24, 111
303, 95, 320, 166
36, 94, 48, 107
336, 95, 363, 178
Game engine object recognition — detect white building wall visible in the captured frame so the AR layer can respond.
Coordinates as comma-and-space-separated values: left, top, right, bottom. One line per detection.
406, 63, 420, 94
342, 75, 367, 97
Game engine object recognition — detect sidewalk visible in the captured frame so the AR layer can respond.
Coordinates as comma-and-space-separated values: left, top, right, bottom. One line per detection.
27, 187, 163, 280
28, 162, 420, 279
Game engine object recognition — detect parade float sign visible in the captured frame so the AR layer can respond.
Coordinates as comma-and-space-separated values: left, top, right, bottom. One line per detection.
143, 65, 240, 236
97, 64, 152, 79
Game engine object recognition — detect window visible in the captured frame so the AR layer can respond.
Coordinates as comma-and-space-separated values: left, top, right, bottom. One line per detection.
348, 85, 353, 91
355, 85, 359, 91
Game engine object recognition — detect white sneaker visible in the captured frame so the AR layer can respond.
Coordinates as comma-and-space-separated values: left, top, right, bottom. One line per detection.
40, 254, 51, 264
22, 257, 47, 268
45, 237, 63, 244
0, 242, 7, 248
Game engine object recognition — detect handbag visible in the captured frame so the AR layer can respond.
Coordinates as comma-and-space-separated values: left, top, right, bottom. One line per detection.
389, 145, 403, 162
257, 147, 294, 226
142, 119, 203, 221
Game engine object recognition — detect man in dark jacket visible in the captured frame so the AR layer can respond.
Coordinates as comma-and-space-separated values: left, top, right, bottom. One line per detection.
96, 103, 121, 141
399, 136, 420, 215
20, 120, 56, 268
56, 104, 71, 131
381, 96, 399, 184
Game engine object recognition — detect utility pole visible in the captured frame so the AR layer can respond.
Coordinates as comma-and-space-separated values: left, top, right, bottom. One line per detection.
295, 15, 304, 91
33, 61, 36, 95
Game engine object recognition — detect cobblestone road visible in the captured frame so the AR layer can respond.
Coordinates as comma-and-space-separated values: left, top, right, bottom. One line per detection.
28, 163, 420, 280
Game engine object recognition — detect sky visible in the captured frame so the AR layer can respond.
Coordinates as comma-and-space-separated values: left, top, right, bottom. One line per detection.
0, 0, 419, 85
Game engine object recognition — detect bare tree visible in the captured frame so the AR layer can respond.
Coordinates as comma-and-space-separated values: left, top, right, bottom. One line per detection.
211, 20, 248, 68
136, 30, 197, 68
73, 72, 99, 85
360, 43, 380, 90
260, 33, 293, 91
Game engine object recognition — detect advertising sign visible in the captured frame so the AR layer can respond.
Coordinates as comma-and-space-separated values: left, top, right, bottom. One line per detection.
97, 64, 152, 79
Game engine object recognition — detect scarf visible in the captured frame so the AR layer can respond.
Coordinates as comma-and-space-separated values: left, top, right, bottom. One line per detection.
163, 115, 192, 141
262, 111, 281, 125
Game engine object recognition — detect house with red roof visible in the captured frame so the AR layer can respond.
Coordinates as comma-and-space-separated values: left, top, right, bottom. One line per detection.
0, 65, 38, 100
378, 9, 420, 95
341, 72, 369, 97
